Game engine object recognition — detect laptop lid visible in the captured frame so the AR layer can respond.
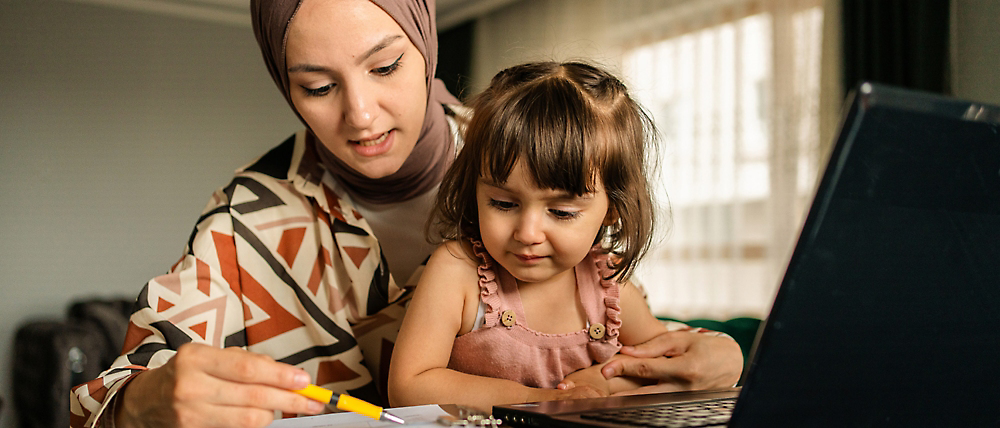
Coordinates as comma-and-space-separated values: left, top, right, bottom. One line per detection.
729, 82, 1000, 426
493, 83, 1000, 427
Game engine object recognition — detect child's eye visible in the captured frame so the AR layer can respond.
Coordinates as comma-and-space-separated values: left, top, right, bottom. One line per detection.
550, 209, 580, 220
373, 53, 403, 76
488, 199, 516, 210
302, 83, 334, 97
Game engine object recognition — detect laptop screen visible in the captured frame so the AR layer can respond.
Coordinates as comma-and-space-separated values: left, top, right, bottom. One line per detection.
732, 83, 1000, 426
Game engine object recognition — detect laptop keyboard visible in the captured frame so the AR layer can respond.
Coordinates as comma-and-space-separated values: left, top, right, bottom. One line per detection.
579, 397, 736, 427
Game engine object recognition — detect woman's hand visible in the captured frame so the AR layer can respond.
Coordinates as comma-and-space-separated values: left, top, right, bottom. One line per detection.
115, 343, 325, 428
599, 331, 743, 395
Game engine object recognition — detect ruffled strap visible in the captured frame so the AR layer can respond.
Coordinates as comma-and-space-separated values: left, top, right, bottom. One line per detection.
470, 240, 503, 328
591, 247, 622, 344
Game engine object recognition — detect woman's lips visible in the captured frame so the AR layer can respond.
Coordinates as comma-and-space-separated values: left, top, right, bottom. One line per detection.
351, 130, 393, 156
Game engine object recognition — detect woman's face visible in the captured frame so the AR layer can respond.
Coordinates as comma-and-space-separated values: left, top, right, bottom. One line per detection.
285, 0, 428, 179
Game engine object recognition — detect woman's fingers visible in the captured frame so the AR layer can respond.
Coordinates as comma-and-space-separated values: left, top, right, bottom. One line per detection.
181, 345, 310, 390
119, 344, 324, 427
601, 355, 675, 381
617, 331, 691, 358
602, 331, 743, 391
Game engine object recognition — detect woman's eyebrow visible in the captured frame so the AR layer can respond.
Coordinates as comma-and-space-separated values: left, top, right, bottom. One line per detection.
287, 34, 404, 74
356, 34, 403, 64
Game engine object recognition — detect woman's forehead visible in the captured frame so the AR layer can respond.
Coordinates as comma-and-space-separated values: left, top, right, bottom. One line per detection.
288, 0, 404, 51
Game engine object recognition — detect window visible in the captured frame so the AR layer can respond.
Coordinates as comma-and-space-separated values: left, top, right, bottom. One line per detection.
623, 1, 825, 319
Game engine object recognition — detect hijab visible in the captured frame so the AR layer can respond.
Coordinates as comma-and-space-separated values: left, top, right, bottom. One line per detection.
250, 0, 460, 203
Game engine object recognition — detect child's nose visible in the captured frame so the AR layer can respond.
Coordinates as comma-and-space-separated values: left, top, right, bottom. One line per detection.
513, 212, 544, 245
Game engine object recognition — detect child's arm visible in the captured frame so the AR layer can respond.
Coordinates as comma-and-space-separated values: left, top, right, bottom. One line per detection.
558, 354, 656, 394
559, 280, 670, 395
387, 242, 607, 410
616, 279, 673, 346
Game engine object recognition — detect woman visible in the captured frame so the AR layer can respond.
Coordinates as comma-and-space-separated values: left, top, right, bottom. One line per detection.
69, 1, 742, 427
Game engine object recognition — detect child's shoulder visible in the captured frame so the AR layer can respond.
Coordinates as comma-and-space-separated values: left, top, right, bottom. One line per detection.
427, 239, 482, 272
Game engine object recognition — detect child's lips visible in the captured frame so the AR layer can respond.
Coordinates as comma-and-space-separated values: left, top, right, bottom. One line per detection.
515, 253, 545, 263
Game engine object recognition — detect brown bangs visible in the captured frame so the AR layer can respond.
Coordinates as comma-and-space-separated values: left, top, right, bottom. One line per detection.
468, 74, 609, 196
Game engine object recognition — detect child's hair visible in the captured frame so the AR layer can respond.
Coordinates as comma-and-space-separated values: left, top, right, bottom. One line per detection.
429, 61, 658, 281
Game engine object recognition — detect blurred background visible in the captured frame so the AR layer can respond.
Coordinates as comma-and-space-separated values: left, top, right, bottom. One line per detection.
1, 0, 998, 426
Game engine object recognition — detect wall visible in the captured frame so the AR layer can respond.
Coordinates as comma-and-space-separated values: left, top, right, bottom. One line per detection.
952, 0, 1000, 105
0, 1, 300, 426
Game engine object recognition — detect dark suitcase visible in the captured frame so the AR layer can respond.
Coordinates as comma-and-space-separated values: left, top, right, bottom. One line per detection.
12, 298, 133, 428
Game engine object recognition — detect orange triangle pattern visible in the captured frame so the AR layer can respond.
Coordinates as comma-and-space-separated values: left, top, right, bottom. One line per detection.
190, 321, 208, 340
323, 186, 346, 222
344, 246, 370, 269
276, 227, 307, 267
240, 266, 306, 344
120, 321, 153, 354
307, 255, 324, 295
315, 360, 361, 386
195, 259, 212, 297
156, 298, 174, 313
211, 231, 241, 294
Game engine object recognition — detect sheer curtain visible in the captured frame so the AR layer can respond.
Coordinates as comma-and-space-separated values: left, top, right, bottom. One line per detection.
469, 0, 838, 320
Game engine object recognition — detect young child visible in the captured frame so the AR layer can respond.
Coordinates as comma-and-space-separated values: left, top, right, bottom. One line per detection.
388, 61, 667, 410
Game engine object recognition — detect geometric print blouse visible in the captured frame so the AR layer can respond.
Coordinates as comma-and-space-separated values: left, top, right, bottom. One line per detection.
70, 129, 421, 427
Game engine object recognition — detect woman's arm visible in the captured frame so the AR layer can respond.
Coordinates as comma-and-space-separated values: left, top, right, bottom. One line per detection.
388, 242, 606, 410
71, 183, 325, 428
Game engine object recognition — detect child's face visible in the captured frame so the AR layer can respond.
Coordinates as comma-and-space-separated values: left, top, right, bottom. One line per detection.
476, 160, 611, 287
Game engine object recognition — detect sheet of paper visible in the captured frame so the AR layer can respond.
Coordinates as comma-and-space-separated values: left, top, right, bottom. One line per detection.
266, 404, 450, 428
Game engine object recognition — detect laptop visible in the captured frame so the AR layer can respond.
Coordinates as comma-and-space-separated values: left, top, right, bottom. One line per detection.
492, 82, 1000, 427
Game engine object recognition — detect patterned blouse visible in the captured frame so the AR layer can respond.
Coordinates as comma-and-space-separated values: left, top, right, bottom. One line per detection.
69, 127, 440, 427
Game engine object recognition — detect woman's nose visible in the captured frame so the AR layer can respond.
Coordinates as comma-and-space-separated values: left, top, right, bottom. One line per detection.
342, 83, 377, 130
513, 212, 544, 245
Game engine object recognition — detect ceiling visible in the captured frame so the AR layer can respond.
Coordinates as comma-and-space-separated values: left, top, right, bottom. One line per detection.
66, 0, 518, 30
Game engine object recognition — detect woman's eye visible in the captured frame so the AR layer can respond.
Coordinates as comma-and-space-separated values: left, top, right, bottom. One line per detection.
488, 199, 516, 210
373, 54, 403, 76
550, 209, 580, 220
303, 84, 333, 97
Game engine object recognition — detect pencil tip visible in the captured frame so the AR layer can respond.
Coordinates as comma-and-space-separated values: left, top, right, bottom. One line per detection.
382, 411, 406, 424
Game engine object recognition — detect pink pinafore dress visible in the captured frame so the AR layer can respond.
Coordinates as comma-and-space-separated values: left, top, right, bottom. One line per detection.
447, 241, 623, 388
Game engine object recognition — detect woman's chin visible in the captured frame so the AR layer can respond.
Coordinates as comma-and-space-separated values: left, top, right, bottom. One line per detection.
353, 159, 405, 179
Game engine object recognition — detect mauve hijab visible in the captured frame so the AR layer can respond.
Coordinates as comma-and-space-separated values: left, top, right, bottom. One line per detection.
250, 0, 460, 203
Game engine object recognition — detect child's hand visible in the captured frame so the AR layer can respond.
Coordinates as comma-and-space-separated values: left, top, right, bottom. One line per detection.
558, 354, 655, 395
557, 364, 612, 395
546, 383, 608, 401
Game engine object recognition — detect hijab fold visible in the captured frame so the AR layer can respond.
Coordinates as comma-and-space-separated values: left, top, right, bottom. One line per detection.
251, 0, 460, 204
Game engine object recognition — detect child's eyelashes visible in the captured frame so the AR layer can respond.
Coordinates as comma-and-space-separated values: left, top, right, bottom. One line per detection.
549, 209, 580, 220
487, 198, 581, 220
488, 199, 516, 211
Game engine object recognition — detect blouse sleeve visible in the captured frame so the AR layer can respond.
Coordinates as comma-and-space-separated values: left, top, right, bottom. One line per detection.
69, 186, 250, 428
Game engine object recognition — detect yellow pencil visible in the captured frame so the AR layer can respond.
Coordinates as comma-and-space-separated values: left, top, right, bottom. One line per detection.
292, 384, 405, 424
